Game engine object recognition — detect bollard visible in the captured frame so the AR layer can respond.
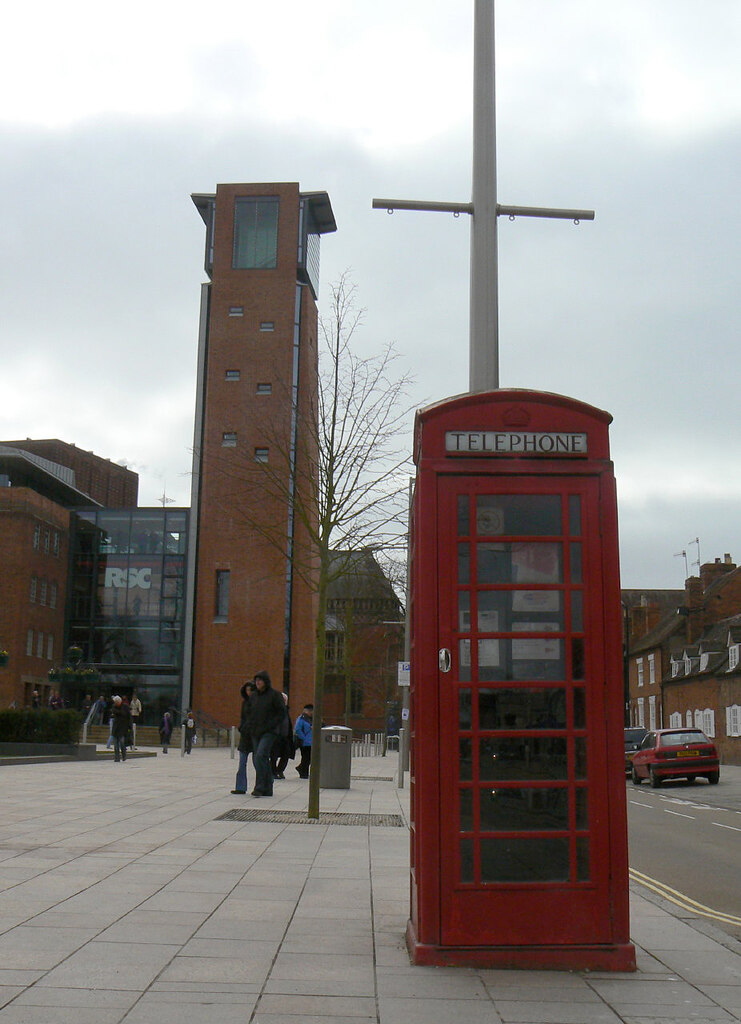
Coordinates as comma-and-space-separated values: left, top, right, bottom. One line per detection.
230, 725, 237, 759
180, 724, 186, 757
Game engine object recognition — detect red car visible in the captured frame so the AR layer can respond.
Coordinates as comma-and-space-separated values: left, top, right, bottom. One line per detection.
631, 728, 720, 788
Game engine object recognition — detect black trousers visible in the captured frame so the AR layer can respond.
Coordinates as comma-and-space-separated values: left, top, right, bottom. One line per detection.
297, 745, 311, 777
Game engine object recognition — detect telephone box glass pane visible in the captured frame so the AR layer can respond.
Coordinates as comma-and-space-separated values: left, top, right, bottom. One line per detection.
574, 687, 586, 728
459, 640, 471, 682
571, 638, 585, 679
458, 543, 470, 584
459, 738, 472, 780
459, 688, 472, 729
477, 543, 562, 584
570, 543, 582, 583
569, 495, 581, 536
479, 688, 567, 730
481, 838, 569, 883
480, 787, 569, 831
476, 495, 561, 536
458, 591, 471, 631
457, 495, 470, 536
461, 840, 473, 882
571, 591, 583, 632
478, 591, 505, 631
460, 789, 473, 831
575, 737, 587, 778
479, 737, 568, 780
576, 788, 588, 828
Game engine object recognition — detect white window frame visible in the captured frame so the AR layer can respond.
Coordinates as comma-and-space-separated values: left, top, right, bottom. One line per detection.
728, 644, 739, 671
669, 711, 682, 728
671, 659, 680, 678
694, 709, 703, 730
254, 447, 269, 463
637, 697, 645, 727
648, 653, 655, 684
686, 709, 693, 728
222, 432, 237, 447
648, 694, 657, 731
637, 657, 644, 687
224, 370, 241, 381
702, 708, 715, 738
725, 705, 741, 737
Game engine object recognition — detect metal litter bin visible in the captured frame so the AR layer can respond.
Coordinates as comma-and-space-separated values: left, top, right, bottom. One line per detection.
319, 725, 352, 789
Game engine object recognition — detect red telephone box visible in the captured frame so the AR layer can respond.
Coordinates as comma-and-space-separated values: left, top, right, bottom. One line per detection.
408, 390, 635, 971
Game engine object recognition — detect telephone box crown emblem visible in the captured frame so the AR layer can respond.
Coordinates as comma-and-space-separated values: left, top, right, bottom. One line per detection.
502, 405, 531, 427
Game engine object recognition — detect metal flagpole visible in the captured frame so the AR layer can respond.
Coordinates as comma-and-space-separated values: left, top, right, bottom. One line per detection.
372, 0, 594, 393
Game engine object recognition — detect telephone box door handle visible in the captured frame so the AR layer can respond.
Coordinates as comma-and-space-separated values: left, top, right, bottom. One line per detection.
438, 648, 451, 673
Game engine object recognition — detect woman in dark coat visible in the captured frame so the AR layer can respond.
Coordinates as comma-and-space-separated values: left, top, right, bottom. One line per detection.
231, 682, 254, 794
159, 710, 173, 753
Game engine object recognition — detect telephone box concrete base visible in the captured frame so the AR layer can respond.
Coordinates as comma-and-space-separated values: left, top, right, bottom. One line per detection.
407, 920, 636, 972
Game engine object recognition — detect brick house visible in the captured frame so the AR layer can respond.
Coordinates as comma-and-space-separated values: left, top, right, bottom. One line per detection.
322, 549, 404, 733
626, 555, 741, 765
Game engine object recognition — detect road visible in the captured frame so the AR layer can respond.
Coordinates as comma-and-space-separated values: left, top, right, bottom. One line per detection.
626, 763, 741, 941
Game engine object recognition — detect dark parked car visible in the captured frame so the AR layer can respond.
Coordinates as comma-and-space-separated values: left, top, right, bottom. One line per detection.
624, 727, 648, 773
631, 728, 720, 787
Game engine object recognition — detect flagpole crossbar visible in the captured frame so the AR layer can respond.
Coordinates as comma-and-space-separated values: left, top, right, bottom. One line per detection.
372, 198, 594, 223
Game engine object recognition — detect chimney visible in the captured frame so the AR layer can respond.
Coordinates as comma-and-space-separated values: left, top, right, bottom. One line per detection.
700, 556, 736, 592
629, 604, 662, 641
684, 576, 704, 643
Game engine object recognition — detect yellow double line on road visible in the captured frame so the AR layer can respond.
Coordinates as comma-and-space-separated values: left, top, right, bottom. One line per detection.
630, 867, 741, 927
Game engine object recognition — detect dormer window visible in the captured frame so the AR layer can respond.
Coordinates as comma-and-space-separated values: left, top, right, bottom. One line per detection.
671, 659, 680, 678
699, 652, 709, 672
728, 644, 739, 671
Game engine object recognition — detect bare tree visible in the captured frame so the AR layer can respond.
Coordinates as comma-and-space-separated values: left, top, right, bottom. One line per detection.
217, 273, 414, 817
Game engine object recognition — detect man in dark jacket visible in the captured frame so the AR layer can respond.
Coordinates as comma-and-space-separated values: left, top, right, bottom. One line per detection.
110, 695, 132, 763
249, 671, 284, 797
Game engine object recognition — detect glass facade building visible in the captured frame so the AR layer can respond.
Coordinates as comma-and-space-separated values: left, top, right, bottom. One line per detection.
65, 508, 189, 722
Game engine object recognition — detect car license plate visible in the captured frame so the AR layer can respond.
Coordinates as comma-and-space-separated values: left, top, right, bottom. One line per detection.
677, 750, 698, 757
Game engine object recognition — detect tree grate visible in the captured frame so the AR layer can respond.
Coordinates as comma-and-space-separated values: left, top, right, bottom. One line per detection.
217, 808, 406, 827
351, 775, 394, 781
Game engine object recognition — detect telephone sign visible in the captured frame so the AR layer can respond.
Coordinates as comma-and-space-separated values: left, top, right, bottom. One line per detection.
407, 390, 635, 971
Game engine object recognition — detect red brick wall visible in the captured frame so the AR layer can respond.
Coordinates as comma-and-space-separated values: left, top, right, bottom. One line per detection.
0, 489, 69, 707
3, 439, 138, 506
663, 675, 741, 766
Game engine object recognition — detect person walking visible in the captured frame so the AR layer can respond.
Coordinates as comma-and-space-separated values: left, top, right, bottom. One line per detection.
129, 690, 142, 748
110, 695, 132, 763
159, 710, 173, 753
294, 704, 313, 779
231, 682, 254, 794
270, 692, 293, 779
249, 671, 284, 797
184, 710, 196, 755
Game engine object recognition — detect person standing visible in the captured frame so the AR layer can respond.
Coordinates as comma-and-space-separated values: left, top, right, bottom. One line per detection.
249, 671, 284, 797
294, 704, 313, 779
270, 692, 293, 779
231, 682, 254, 794
184, 710, 196, 755
110, 695, 132, 763
129, 691, 142, 748
159, 710, 173, 753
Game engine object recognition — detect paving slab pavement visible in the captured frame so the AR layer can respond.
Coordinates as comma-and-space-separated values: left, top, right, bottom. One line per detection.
0, 748, 739, 1023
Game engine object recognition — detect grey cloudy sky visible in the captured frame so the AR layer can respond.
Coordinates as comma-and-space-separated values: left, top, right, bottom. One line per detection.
0, 0, 739, 588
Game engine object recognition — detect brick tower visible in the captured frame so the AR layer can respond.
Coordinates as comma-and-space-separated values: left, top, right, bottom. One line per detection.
185, 183, 336, 724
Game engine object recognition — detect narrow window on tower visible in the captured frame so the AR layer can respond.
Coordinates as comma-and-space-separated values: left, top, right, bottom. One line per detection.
233, 198, 279, 269
224, 370, 241, 381
254, 448, 269, 463
228, 306, 244, 317
259, 321, 275, 332
256, 383, 272, 395
215, 570, 230, 622
222, 432, 237, 447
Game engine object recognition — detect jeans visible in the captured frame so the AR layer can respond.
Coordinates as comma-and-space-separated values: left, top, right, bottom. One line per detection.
235, 749, 249, 792
252, 733, 276, 795
113, 735, 127, 762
